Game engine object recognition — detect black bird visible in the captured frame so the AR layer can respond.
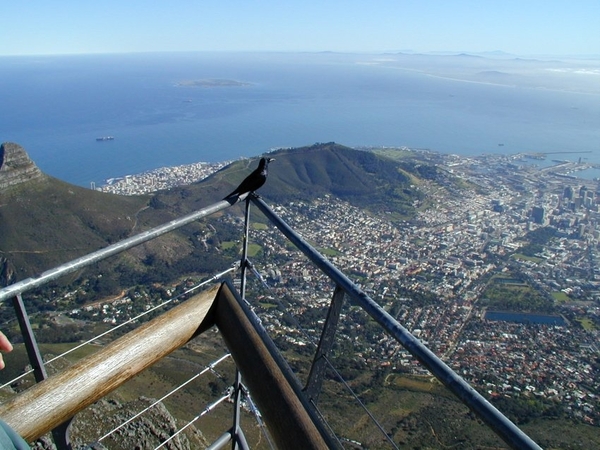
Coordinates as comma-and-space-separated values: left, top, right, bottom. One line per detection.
224, 157, 275, 199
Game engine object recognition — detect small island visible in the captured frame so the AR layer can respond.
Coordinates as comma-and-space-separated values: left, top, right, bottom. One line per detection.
176, 78, 251, 88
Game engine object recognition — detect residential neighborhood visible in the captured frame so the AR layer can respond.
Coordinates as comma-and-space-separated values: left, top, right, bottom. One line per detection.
93, 149, 600, 426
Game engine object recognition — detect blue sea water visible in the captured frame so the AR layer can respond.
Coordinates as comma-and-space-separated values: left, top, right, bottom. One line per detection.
1, 52, 599, 187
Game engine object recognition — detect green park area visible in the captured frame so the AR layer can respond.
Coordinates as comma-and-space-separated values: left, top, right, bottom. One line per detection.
481, 274, 553, 312
551, 291, 570, 303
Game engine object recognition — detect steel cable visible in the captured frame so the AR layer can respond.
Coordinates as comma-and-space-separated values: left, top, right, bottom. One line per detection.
0, 267, 234, 390
153, 390, 232, 450
96, 353, 231, 443
245, 259, 399, 449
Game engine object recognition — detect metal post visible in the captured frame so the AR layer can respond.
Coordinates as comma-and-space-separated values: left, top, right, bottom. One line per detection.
235, 428, 249, 450
206, 429, 233, 450
216, 281, 341, 449
236, 196, 259, 450
239, 197, 252, 300
12, 293, 47, 382
51, 422, 72, 450
232, 370, 243, 450
304, 284, 345, 404
12, 293, 73, 449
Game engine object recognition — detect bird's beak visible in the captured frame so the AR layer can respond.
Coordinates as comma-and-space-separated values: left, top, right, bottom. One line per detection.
268, 158, 275, 162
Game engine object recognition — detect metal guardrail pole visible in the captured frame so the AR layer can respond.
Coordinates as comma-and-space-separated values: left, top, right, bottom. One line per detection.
12, 293, 47, 383
206, 429, 233, 450
231, 197, 253, 450
250, 196, 542, 450
232, 370, 244, 450
239, 196, 252, 300
216, 280, 341, 449
0, 194, 248, 303
12, 294, 73, 449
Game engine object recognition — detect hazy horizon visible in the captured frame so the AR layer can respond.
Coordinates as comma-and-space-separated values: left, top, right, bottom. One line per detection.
2, 1, 599, 56
2, 49, 599, 60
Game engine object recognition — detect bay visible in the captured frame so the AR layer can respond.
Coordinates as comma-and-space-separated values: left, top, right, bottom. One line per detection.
1, 52, 599, 187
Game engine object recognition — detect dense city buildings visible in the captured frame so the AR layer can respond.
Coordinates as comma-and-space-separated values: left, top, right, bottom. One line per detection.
92, 149, 600, 426
98, 161, 229, 195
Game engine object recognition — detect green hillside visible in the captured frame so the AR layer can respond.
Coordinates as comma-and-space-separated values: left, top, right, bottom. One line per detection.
149, 142, 423, 218
265, 143, 420, 210
0, 175, 149, 281
0, 142, 426, 285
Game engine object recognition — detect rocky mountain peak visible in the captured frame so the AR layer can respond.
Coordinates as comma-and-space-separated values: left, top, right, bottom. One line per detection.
0, 142, 44, 190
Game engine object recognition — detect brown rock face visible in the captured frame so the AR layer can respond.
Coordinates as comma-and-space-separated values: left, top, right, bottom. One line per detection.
0, 142, 44, 190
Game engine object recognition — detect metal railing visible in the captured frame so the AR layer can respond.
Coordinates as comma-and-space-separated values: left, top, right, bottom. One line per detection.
241, 195, 542, 450
0, 193, 249, 303
0, 194, 250, 448
0, 193, 542, 449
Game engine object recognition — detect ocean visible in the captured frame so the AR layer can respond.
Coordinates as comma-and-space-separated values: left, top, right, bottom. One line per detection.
1, 52, 599, 187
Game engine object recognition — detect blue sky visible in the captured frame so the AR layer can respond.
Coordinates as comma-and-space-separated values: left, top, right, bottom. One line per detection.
1, 1, 599, 56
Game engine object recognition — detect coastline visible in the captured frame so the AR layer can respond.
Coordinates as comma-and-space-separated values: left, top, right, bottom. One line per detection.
3, 52, 600, 187
98, 160, 229, 195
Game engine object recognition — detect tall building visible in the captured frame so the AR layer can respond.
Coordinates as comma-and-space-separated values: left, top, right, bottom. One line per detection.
563, 186, 574, 200
532, 206, 545, 224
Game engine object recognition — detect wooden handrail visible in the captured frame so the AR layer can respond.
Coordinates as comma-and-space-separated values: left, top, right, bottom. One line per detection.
0, 284, 220, 441
215, 281, 337, 449
0, 281, 337, 447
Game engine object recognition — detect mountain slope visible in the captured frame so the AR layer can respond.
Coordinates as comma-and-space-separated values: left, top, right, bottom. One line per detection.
150, 143, 423, 217
264, 143, 415, 205
0, 142, 425, 283
0, 147, 150, 282
0, 176, 149, 280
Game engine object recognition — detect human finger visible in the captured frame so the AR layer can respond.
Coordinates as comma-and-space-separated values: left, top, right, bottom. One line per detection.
0, 332, 13, 353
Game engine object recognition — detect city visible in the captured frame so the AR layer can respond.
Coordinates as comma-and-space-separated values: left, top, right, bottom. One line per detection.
92, 149, 599, 427
98, 161, 229, 195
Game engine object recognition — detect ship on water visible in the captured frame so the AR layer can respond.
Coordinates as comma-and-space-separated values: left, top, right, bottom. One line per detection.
96, 136, 114, 141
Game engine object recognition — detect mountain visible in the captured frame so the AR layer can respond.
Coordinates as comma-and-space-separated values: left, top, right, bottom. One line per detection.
0, 142, 150, 282
0, 142, 44, 190
0, 142, 424, 284
149, 143, 423, 217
